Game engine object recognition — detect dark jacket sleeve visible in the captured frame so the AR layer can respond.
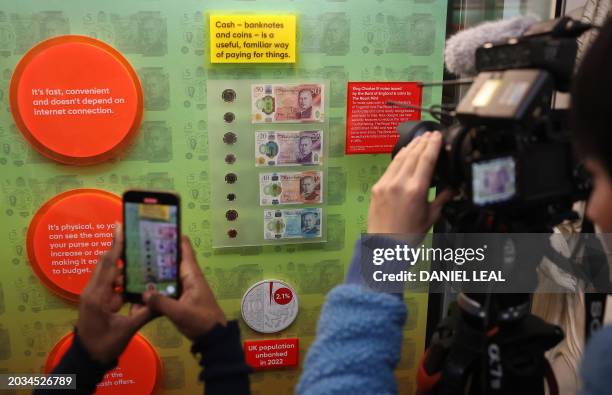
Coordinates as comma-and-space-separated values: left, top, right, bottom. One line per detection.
191, 320, 252, 395
34, 320, 251, 395
33, 329, 116, 395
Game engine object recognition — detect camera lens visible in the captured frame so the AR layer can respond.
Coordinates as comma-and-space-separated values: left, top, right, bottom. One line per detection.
227, 229, 238, 238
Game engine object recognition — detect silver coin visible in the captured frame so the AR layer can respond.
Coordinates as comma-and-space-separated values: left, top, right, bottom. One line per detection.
241, 279, 299, 333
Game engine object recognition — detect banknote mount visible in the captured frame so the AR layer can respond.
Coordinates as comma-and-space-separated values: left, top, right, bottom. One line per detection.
207, 79, 329, 248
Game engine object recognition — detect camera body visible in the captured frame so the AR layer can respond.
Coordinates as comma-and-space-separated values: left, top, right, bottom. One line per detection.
394, 17, 592, 232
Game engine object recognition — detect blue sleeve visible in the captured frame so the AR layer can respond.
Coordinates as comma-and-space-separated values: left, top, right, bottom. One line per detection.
296, 283, 407, 395
346, 235, 409, 297
580, 326, 612, 395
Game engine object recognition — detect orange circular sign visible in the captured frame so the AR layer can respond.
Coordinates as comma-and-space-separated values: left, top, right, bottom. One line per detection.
27, 189, 122, 302
45, 332, 162, 395
10, 35, 143, 165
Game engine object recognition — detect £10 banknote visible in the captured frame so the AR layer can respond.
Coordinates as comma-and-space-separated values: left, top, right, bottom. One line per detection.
260, 171, 323, 205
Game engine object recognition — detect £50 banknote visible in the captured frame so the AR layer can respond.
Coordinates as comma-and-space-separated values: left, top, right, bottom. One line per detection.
252, 83, 325, 123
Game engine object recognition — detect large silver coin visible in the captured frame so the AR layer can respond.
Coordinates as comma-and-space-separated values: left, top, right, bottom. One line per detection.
241, 279, 299, 333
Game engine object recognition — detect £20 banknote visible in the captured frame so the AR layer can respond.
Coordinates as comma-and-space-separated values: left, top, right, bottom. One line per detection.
255, 130, 322, 167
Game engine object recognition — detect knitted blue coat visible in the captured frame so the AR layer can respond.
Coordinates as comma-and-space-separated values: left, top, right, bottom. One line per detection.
296, 285, 407, 394
297, 237, 409, 394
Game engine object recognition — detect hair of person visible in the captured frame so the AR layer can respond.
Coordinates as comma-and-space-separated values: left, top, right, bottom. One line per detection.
570, 16, 612, 176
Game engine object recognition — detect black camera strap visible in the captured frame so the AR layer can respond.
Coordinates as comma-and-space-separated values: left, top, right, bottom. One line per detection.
581, 216, 609, 341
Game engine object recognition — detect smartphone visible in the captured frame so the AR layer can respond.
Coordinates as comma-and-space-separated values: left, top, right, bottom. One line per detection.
122, 190, 181, 303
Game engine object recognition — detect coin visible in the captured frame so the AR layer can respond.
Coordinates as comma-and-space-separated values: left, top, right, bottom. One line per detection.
226, 209, 238, 221
225, 173, 237, 184
223, 132, 237, 145
241, 279, 299, 333
225, 153, 236, 164
222, 89, 236, 103
224, 112, 235, 123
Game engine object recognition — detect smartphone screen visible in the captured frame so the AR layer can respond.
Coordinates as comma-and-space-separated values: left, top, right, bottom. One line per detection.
123, 191, 181, 301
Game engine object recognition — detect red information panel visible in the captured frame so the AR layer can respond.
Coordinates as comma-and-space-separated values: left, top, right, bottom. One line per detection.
346, 81, 422, 154
10, 35, 143, 165
46, 332, 162, 394
27, 189, 122, 302
244, 338, 299, 370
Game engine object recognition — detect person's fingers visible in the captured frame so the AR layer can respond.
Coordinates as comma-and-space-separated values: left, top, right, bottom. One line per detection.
143, 291, 186, 324
427, 188, 455, 227
394, 132, 431, 181
412, 132, 444, 192
381, 135, 423, 180
107, 224, 123, 262
179, 236, 204, 286
108, 292, 123, 313
112, 273, 124, 286
126, 303, 154, 331
94, 225, 123, 287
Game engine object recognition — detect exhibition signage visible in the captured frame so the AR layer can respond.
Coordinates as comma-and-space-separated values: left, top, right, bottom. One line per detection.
27, 189, 122, 301
209, 14, 297, 63
9, 35, 143, 165
46, 333, 162, 394
346, 81, 422, 154
244, 338, 299, 369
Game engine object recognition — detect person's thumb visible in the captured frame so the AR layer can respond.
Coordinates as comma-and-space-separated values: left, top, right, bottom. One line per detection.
143, 291, 185, 324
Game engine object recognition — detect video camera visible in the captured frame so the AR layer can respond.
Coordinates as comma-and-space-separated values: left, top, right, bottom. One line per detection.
392, 17, 593, 232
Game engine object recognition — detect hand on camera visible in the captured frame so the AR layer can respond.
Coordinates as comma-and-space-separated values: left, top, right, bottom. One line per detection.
368, 131, 455, 235
76, 226, 153, 364
143, 236, 227, 340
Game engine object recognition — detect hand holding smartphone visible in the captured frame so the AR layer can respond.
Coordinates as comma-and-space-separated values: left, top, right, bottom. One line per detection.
122, 190, 181, 303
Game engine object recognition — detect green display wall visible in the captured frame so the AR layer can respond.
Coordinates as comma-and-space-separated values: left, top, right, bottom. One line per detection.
0, 0, 447, 393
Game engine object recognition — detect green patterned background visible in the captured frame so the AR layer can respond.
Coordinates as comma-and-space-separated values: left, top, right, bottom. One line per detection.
0, 0, 447, 393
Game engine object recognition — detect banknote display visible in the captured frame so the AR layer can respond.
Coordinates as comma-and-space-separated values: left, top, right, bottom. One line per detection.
260, 171, 323, 205
264, 208, 322, 239
255, 130, 322, 167
252, 83, 325, 123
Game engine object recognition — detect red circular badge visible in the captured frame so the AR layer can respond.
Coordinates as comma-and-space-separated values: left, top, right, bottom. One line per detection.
10, 35, 143, 165
273, 287, 293, 305
27, 189, 122, 302
45, 332, 162, 394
